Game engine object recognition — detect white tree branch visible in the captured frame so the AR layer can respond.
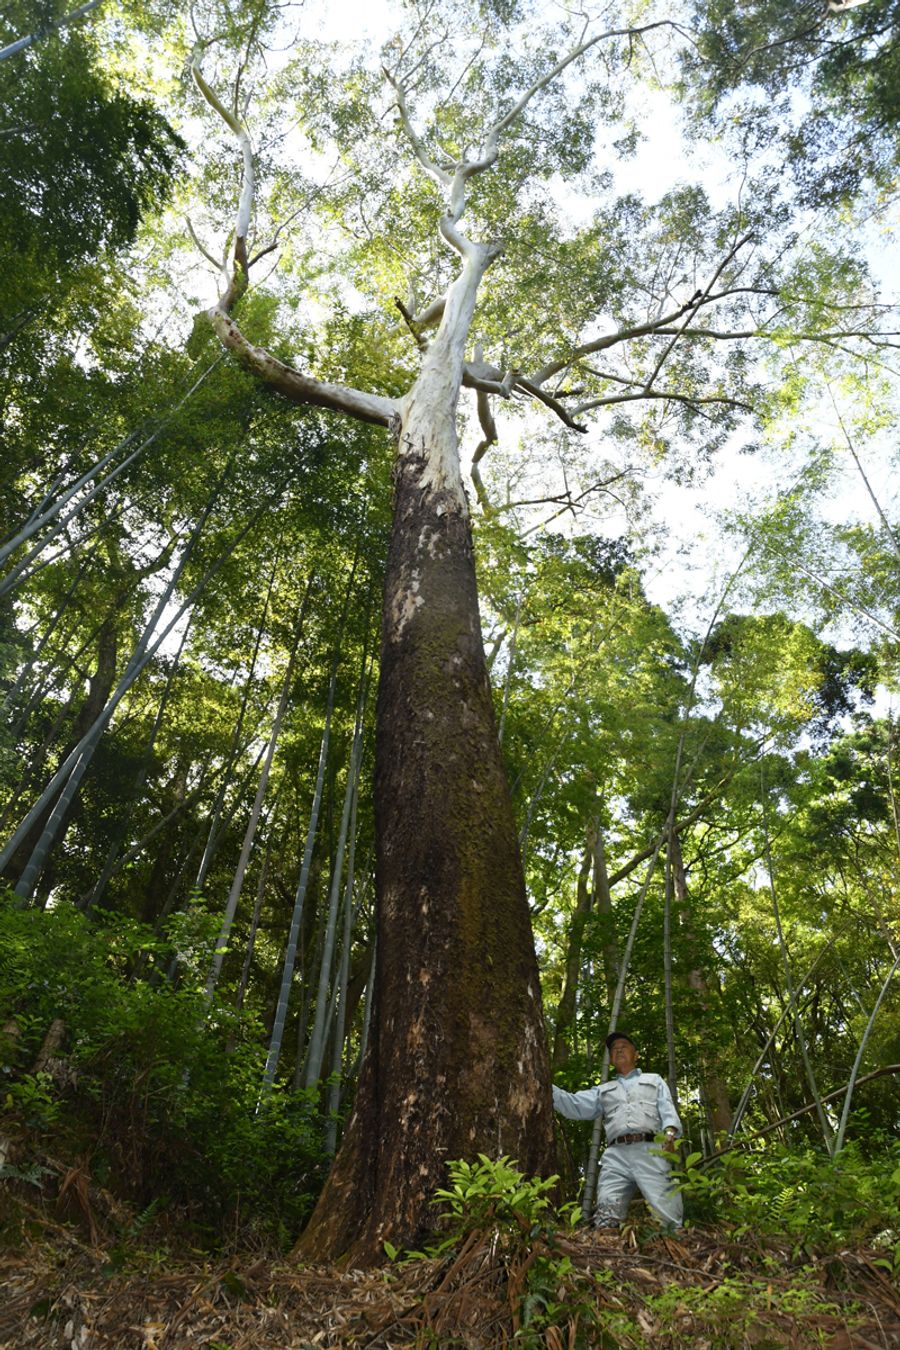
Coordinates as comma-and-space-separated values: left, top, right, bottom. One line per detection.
383, 65, 451, 189
191, 49, 255, 282
207, 309, 399, 427
191, 43, 400, 430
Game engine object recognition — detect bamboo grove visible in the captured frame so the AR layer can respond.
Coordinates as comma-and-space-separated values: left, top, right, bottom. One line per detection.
1, 0, 898, 1254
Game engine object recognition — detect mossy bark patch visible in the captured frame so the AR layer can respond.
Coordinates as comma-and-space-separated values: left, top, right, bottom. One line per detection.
297, 437, 555, 1265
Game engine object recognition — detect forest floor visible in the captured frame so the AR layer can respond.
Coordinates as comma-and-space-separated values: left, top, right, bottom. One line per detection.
2, 1186, 899, 1350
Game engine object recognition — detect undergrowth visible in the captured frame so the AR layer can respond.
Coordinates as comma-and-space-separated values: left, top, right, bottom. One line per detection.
381, 1151, 900, 1347
673, 1136, 900, 1258
0, 892, 329, 1249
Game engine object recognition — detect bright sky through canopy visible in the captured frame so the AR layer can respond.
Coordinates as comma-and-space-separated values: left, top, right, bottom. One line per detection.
300, 0, 899, 656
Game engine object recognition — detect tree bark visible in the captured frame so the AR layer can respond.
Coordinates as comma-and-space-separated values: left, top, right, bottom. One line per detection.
295, 431, 555, 1264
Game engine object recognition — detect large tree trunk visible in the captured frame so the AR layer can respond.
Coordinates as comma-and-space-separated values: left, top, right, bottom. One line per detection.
296, 433, 555, 1264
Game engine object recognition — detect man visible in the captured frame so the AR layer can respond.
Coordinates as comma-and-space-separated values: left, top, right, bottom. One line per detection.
552, 1031, 683, 1230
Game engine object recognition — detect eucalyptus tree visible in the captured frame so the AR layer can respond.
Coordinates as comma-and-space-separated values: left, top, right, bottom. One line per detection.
92, 0, 893, 1256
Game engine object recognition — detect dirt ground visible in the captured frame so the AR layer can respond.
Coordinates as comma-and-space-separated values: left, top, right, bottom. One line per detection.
2, 1200, 899, 1349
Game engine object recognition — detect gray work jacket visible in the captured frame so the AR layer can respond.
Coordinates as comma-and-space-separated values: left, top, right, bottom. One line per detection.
552, 1068, 681, 1143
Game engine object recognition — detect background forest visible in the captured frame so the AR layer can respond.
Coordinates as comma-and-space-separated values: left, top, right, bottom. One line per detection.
1, 0, 899, 1290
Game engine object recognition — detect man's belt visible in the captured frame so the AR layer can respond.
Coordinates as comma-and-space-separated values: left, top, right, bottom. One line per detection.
609, 1132, 655, 1145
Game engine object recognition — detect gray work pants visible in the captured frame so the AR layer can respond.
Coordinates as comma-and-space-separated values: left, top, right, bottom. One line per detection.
594, 1140, 683, 1229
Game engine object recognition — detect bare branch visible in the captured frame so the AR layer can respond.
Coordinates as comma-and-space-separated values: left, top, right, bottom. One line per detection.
498, 470, 631, 516
185, 216, 225, 274
571, 389, 755, 416
206, 309, 399, 428
383, 65, 452, 189
191, 49, 255, 308
519, 474, 630, 538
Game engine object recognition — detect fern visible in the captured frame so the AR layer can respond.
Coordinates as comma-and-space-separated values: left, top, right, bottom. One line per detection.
769, 1184, 797, 1225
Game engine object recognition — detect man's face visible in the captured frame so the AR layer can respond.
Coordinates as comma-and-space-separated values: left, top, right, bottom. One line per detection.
609, 1038, 637, 1075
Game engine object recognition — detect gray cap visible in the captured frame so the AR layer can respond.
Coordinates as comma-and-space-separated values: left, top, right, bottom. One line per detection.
605, 1031, 636, 1051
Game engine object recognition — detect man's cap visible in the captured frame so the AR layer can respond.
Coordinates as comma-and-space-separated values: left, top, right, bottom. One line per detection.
605, 1031, 636, 1051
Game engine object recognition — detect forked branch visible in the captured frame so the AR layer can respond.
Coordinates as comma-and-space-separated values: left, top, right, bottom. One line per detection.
191, 47, 400, 429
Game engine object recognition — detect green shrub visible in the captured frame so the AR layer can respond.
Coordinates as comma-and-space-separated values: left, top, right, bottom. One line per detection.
432, 1153, 570, 1240
412, 1157, 615, 1350
0, 893, 328, 1245
673, 1137, 900, 1251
